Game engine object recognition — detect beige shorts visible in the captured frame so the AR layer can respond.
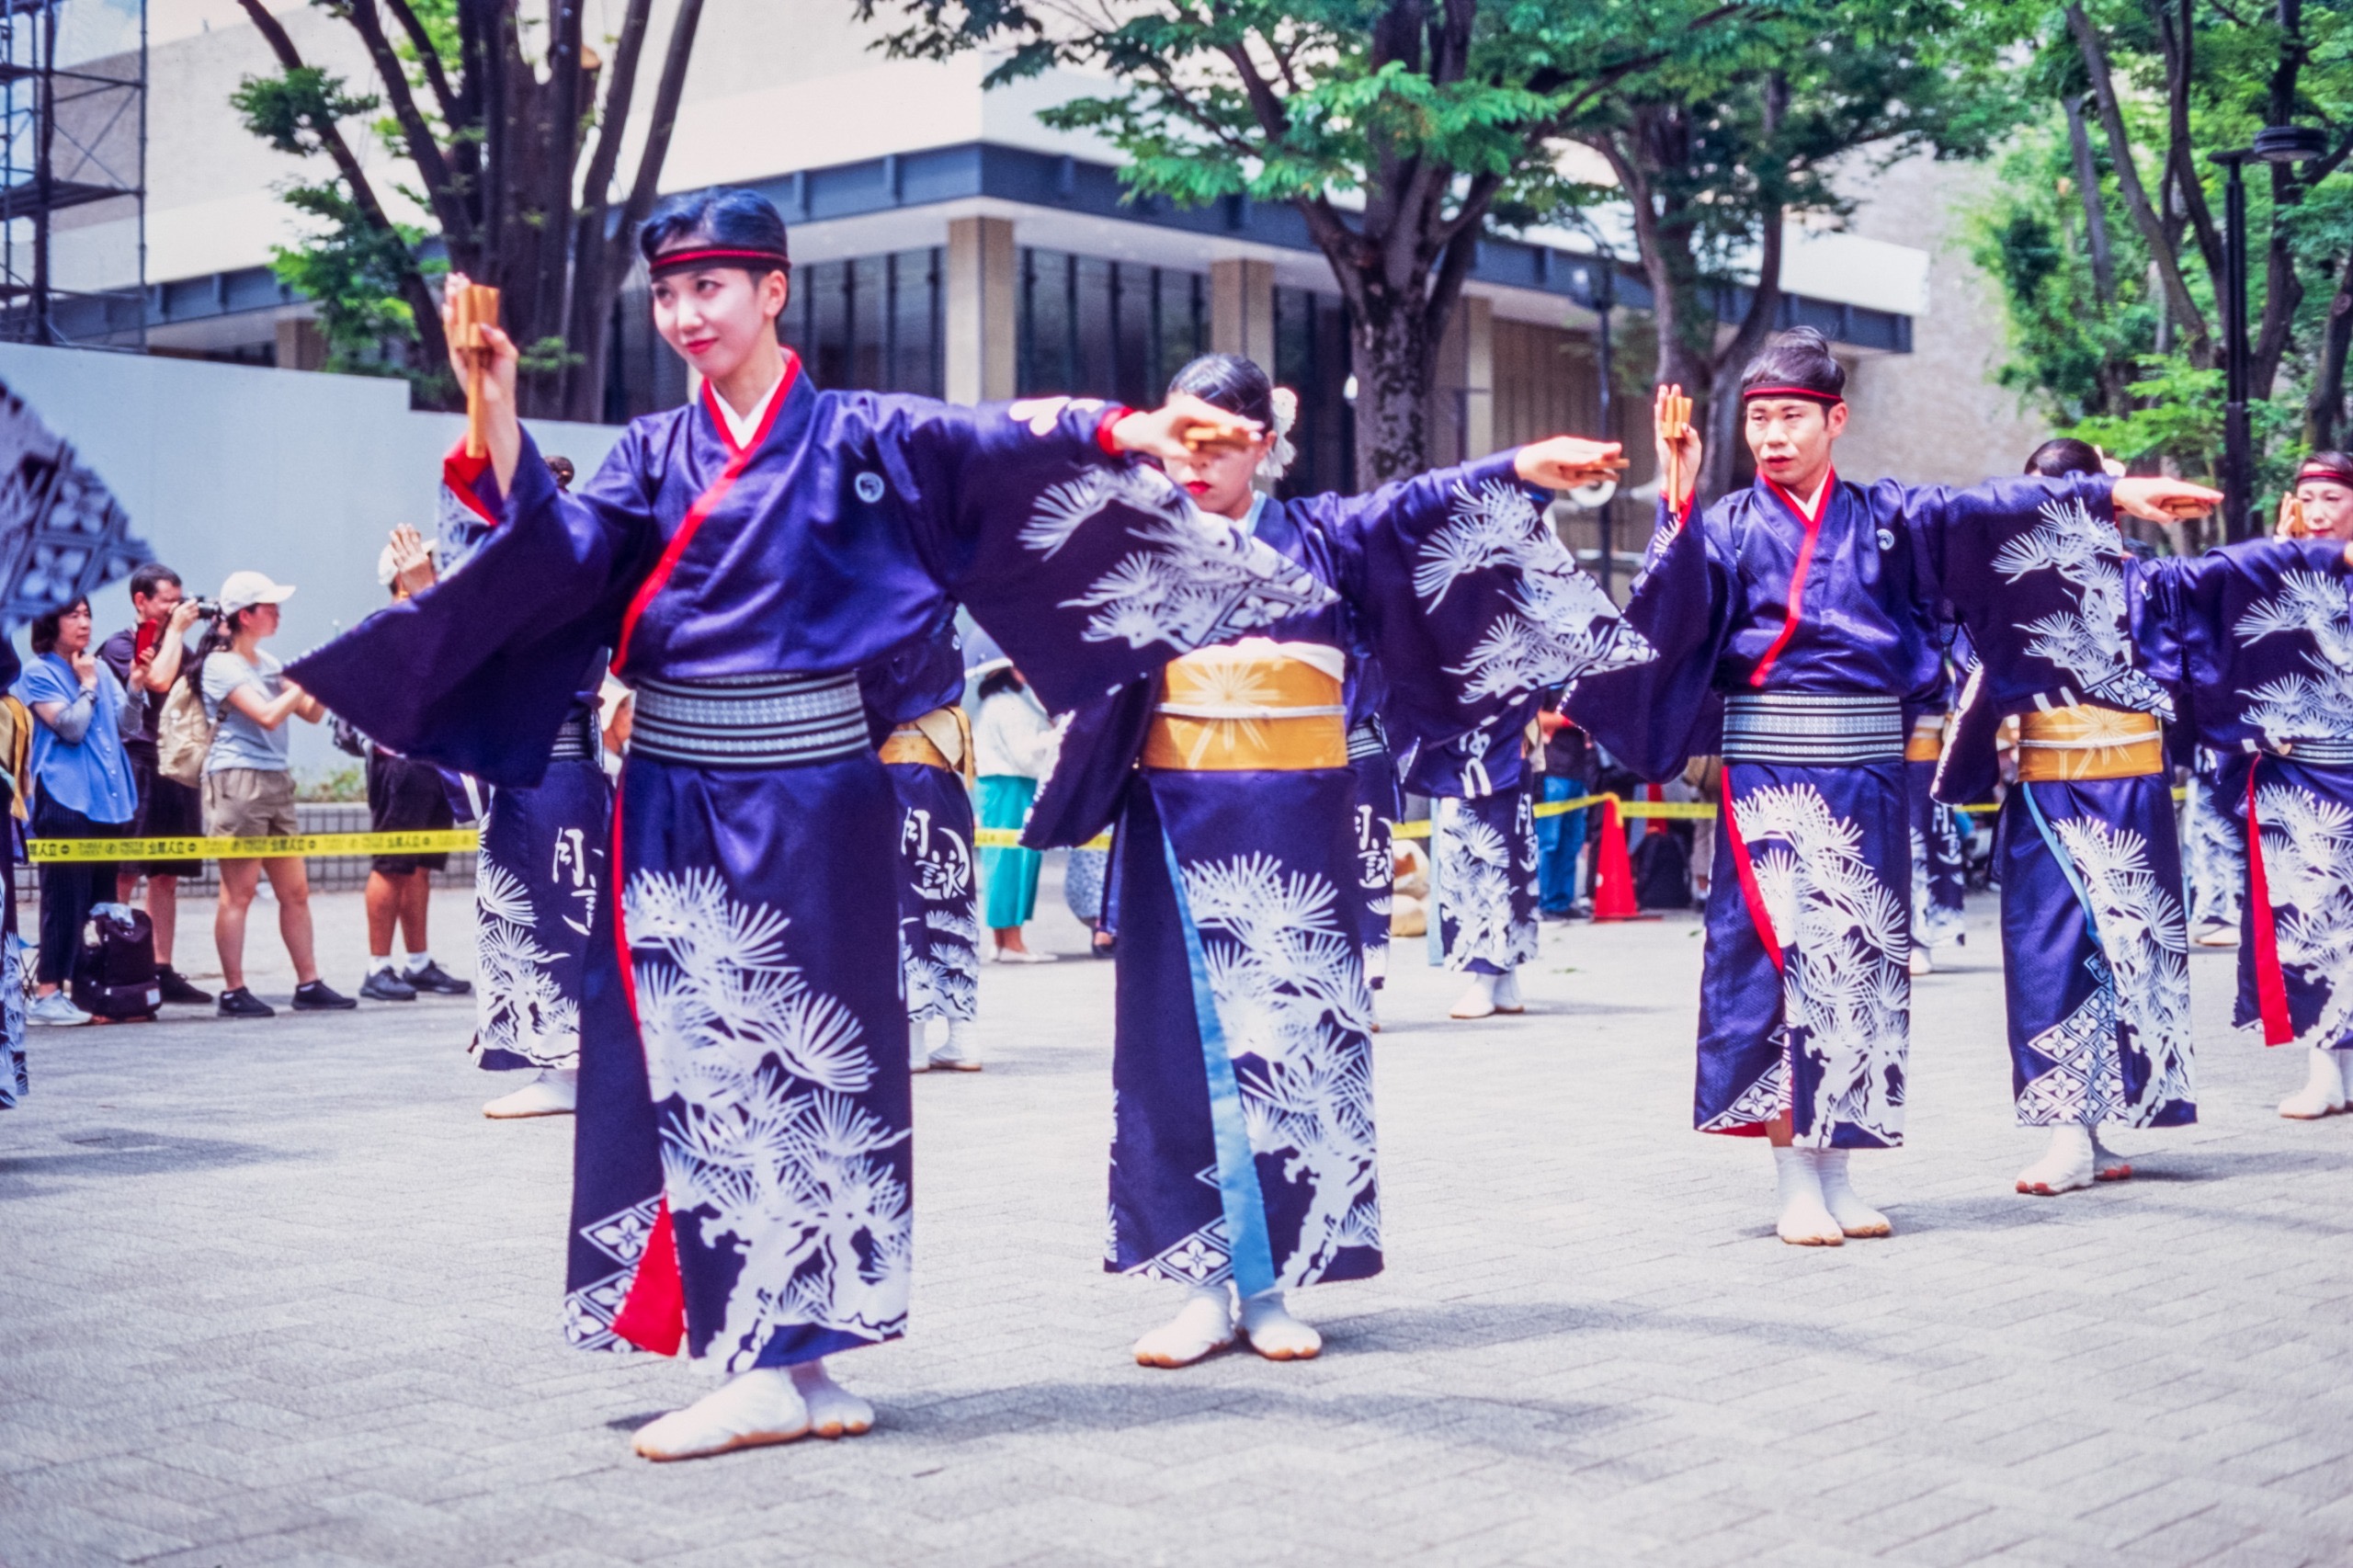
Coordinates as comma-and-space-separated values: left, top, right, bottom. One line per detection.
203, 767, 299, 838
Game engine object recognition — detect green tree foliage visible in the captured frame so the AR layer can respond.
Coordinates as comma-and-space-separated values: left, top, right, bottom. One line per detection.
1974, 1, 2353, 530
230, 0, 706, 416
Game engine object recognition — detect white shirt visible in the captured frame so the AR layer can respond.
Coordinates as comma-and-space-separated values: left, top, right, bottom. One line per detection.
973, 685, 1059, 779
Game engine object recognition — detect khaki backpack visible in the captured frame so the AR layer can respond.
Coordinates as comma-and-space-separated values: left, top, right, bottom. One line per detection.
155, 675, 217, 789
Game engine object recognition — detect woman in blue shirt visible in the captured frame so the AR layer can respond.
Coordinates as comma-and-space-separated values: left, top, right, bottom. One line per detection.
13, 597, 140, 1026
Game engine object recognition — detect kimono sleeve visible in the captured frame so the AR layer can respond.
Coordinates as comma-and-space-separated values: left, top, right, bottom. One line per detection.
1287, 449, 1653, 756
287, 426, 662, 787
1563, 497, 1731, 781
2137, 540, 2353, 746
865, 394, 1336, 715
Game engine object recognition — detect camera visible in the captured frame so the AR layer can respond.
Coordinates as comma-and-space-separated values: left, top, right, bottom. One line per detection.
189, 598, 222, 620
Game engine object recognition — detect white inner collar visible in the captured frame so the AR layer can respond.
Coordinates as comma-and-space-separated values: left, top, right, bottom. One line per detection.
710, 368, 786, 449
1796, 472, 1831, 517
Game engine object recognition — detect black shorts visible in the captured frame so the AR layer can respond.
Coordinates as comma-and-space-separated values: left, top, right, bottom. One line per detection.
367, 752, 455, 873
128, 748, 204, 878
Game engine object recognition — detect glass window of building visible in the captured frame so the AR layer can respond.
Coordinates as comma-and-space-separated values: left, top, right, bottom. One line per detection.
1017, 248, 1206, 412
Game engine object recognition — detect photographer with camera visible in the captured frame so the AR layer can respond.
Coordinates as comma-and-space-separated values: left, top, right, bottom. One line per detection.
13, 597, 142, 1026
97, 564, 211, 1006
192, 571, 355, 1017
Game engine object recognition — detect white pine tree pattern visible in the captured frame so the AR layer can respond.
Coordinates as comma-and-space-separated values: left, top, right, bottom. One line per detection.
2047, 813, 2194, 1122
624, 868, 909, 1370
1023, 464, 1336, 651
1414, 479, 1655, 704
1987, 496, 2174, 717
2234, 572, 2353, 745
897, 804, 978, 1024
0, 933, 25, 1109
472, 858, 583, 1070
1435, 797, 1540, 973
1907, 815, 1967, 951
2181, 773, 2245, 930
1178, 853, 1381, 1289
2253, 780, 2353, 1050
1734, 783, 1909, 1146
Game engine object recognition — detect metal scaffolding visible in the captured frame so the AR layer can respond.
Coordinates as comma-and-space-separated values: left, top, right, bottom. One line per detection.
0, 0, 143, 347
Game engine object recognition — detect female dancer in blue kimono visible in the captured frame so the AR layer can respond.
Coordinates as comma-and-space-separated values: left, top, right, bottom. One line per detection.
860, 615, 983, 1072
1568, 328, 2221, 1246
1027, 353, 1648, 1367
288, 190, 1332, 1460
1929, 437, 2206, 1196
2136, 462, 2353, 1121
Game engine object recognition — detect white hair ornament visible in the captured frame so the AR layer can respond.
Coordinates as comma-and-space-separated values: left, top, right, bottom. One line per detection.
1258, 385, 1300, 483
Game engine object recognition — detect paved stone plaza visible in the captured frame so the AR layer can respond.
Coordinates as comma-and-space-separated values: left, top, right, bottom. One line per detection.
6, 879, 2352, 1567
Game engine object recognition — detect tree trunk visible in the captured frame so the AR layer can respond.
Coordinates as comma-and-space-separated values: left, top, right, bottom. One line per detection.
1351, 300, 1434, 490
2309, 248, 2353, 449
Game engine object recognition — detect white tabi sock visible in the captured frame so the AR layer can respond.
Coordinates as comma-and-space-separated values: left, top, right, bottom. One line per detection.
1772, 1146, 1843, 1246
930, 1017, 983, 1071
1908, 945, 1933, 977
909, 1019, 933, 1073
1238, 1288, 1323, 1361
1132, 1284, 1236, 1369
1492, 967, 1525, 1014
2015, 1123, 2096, 1196
1449, 972, 1499, 1020
2089, 1127, 2132, 1182
1809, 1148, 1892, 1237
2280, 1047, 2350, 1120
482, 1067, 577, 1119
789, 1358, 874, 1438
631, 1367, 809, 1461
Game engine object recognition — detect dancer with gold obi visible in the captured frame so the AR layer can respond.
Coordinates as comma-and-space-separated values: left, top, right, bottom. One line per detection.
1934, 438, 2198, 1196
1026, 354, 1650, 1368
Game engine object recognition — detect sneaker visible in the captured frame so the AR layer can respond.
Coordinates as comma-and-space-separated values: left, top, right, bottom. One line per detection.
27, 991, 91, 1027
217, 986, 276, 1019
290, 980, 358, 1011
155, 967, 213, 1006
360, 968, 418, 1002
405, 960, 472, 996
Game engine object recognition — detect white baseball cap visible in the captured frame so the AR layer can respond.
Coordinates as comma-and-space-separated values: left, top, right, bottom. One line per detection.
218, 570, 296, 614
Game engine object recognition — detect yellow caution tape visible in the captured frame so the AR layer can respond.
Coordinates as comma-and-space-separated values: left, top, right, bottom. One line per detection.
973, 828, 1112, 851
26, 828, 482, 864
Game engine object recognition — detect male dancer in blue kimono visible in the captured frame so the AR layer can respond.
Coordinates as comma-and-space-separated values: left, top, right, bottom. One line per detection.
1027, 353, 1647, 1367
2137, 460, 2353, 1120
1931, 437, 2205, 1195
290, 190, 1332, 1460
1569, 328, 2221, 1245
860, 615, 983, 1072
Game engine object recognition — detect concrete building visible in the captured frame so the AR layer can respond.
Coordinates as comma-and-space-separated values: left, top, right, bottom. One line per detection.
40, 2, 2040, 585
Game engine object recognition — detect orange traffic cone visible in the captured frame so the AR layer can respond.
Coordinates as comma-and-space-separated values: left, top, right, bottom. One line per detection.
1591, 795, 1654, 922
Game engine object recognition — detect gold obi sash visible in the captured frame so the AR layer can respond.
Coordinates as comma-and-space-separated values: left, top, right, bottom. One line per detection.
879, 705, 975, 785
1904, 713, 1946, 764
2016, 704, 2165, 782
1140, 640, 1348, 772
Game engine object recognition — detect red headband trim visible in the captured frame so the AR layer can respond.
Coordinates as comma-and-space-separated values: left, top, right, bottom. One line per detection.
648, 246, 791, 277
1741, 383, 1845, 405
2296, 461, 2353, 488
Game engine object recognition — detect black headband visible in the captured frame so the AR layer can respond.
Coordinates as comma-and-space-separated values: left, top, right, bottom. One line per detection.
648, 245, 791, 278
1741, 383, 1844, 407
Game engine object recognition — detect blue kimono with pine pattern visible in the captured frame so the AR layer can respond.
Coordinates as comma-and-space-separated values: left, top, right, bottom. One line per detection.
1028, 458, 1649, 1296
289, 361, 1333, 1372
860, 618, 979, 1028
1571, 470, 2120, 1147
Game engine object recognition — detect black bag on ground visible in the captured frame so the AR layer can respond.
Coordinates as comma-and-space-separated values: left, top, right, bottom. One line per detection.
1631, 829, 1693, 911
73, 903, 161, 1019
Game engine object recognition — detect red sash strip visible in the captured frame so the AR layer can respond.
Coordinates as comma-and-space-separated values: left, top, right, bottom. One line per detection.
1719, 767, 1785, 973
1747, 470, 1835, 687
603, 777, 688, 1354
2245, 760, 2298, 1047
611, 355, 800, 674
442, 439, 497, 528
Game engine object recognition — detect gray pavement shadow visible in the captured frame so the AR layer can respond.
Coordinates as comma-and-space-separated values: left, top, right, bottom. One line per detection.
884, 1377, 1637, 1457
0, 1126, 290, 1198
1322, 1298, 1879, 1362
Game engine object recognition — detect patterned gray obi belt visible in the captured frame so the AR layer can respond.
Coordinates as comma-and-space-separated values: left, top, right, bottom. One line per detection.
548, 710, 600, 763
629, 671, 870, 768
1346, 716, 1389, 763
2268, 736, 2353, 768
1721, 691, 1904, 766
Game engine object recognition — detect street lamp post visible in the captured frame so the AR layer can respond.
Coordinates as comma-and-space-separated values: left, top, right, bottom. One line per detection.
2214, 125, 2327, 541
1591, 260, 1617, 598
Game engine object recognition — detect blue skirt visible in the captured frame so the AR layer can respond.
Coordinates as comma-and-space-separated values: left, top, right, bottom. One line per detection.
977, 773, 1041, 928
1107, 767, 1381, 1295
563, 751, 912, 1373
